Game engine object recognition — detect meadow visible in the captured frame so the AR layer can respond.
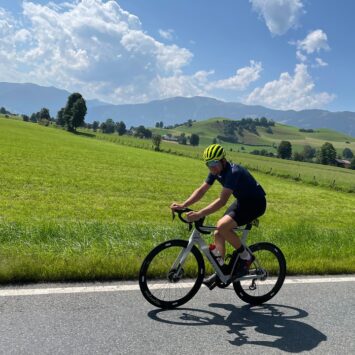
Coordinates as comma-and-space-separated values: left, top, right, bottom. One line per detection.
0, 117, 354, 283
94, 132, 355, 193
151, 117, 355, 153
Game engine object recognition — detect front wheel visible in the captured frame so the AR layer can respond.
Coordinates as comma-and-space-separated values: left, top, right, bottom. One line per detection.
139, 239, 205, 309
233, 242, 286, 305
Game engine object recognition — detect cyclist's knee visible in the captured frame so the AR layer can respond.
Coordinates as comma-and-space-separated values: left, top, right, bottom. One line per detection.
214, 224, 229, 239
214, 228, 222, 239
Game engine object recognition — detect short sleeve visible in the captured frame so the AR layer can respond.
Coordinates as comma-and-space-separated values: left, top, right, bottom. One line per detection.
205, 173, 216, 186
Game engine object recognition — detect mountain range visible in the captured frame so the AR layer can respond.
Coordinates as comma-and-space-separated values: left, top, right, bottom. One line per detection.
1, 82, 354, 137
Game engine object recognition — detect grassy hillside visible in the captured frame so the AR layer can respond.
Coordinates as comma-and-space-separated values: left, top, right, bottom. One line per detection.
95, 132, 355, 193
0, 117, 355, 282
152, 117, 355, 154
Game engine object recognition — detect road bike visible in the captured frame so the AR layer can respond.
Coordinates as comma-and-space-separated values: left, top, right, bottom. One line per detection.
139, 208, 286, 309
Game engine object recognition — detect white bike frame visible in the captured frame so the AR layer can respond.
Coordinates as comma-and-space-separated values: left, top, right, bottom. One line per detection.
172, 221, 263, 284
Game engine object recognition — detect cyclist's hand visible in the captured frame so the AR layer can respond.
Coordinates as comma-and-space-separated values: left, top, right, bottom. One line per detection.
186, 211, 202, 222
170, 202, 185, 211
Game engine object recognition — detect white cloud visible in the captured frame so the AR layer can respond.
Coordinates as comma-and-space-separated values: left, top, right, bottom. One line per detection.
294, 30, 330, 66
296, 50, 307, 62
0, 0, 193, 102
250, 0, 304, 35
208, 61, 262, 90
0, 0, 262, 104
245, 63, 334, 110
108, 62, 263, 103
297, 29, 329, 54
159, 29, 174, 41
314, 57, 328, 67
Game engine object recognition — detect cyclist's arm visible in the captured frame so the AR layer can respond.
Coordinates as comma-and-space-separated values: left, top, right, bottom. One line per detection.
197, 187, 233, 217
181, 182, 211, 208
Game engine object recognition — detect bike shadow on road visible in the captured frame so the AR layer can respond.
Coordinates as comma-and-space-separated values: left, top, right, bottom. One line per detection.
148, 303, 327, 353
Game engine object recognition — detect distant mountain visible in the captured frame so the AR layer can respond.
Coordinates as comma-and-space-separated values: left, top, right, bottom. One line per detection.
0, 82, 107, 117
88, 96, 355, 137
1, 82, 355, 137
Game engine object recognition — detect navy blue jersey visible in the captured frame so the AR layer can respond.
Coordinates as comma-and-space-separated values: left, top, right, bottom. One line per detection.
205, 162, 266, 200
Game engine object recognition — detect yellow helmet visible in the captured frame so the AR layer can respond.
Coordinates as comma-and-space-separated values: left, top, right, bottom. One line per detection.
203, 144, 226, 162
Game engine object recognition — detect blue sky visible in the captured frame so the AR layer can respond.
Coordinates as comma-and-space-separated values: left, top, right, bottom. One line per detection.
0, 0, 354, 112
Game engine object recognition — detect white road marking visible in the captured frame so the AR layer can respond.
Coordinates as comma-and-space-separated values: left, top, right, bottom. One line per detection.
0, 276, 354, 297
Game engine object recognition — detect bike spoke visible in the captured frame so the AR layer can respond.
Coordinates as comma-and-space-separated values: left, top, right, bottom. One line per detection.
233, 242, 286, 304
140, 242, 203, 307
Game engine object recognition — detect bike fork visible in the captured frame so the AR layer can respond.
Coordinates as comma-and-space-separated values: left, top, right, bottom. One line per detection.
170, 231, 198, 273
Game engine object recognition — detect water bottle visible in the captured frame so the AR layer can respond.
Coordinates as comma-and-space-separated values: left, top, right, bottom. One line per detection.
209, 243, 224, 266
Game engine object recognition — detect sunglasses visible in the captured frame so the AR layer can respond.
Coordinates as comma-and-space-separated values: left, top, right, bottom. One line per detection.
206, 160, 220, 168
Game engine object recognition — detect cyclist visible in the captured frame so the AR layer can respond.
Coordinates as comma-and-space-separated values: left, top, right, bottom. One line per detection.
170, 143, 266, 289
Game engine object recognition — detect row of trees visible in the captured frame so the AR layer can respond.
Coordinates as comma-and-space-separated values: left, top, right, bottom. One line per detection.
94, 118, 200, 146
91, 119, 127, 135
23, 93, 87, 132
217, 117, 275, 143
151, 132, 200, 151
277, 140, 354, 167
0, 107, 14, 115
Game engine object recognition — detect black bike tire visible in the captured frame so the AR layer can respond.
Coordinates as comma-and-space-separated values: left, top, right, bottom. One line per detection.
233, 242, 286, 305
139, 239, 205, 309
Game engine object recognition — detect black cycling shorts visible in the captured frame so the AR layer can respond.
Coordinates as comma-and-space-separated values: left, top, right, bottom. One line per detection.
224, 195, 267, 226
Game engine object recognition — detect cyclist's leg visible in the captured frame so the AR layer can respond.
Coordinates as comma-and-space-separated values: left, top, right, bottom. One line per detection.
214, 215, 240, 258
216, 197, 266, 258
204, 215, 242, 289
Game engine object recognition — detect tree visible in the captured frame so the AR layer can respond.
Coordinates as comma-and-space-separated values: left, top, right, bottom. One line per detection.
343, 148, 353, 159
101, 118, 115, 133
277, 141, 292, 159
61, 93, 87, 131
303, 145, 316, 161
39, 107, 50, 121
134, 125, 152, 138
56, 108, 65, 126
100, 122, 107, 133
178, 133, 187, 145
71, 98, 87, 130
0, 107, 11, 115
293, 151, 304, 161
260, 117, 268, 127
152, 134, 162, 151
190, 133, 200, 146
30, 113, 37, 123
116, 121, 126, 136
318, 142, 336, 165
155, 121, 164, 128
92, 121, 99, 132
22, 114, 29, 122
350, 157, 355, 170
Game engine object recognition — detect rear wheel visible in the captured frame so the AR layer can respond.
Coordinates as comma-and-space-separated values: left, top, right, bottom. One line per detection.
139, 239, 205, 309
233, 242, 286, 305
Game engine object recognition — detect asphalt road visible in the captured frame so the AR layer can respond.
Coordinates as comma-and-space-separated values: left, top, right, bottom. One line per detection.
0, 276, 354, 354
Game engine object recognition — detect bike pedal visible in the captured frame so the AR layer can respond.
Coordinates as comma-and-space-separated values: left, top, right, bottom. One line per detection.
202, 274, 218, 290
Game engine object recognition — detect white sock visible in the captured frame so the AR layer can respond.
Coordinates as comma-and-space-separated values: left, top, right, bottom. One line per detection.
239, 249, 251, 260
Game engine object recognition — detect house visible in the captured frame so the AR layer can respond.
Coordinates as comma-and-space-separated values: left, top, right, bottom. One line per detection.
162, 135, 178, 142
335, 159, 351, 168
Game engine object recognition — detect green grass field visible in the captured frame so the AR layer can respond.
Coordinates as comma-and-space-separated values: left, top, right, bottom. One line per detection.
94, 131, 355, 193
0, 117, 355, 283
151, 117, 355, 155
